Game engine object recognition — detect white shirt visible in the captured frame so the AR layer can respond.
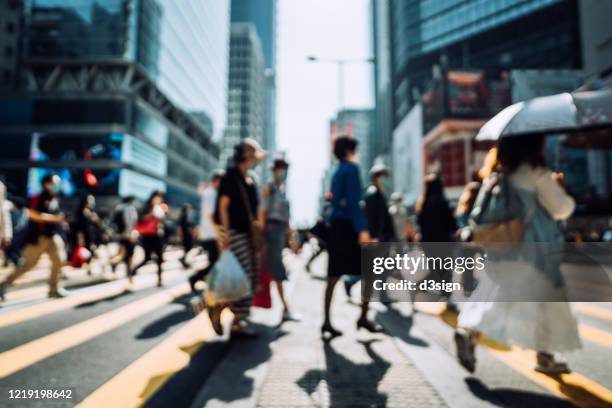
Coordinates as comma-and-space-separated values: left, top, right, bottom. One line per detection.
199, 186, 217, 240
509, 164, 575, 220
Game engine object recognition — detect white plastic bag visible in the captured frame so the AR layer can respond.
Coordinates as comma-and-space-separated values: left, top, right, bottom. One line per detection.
205, 251, 251, 304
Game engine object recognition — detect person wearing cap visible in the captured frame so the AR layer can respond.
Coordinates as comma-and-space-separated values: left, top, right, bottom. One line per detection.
208, 138, 266, 337
344, 164, 397, 298
259, 155, 298, 322
1, 174, 67, 301
323, 135, 381, 338
188, 170, 225, 293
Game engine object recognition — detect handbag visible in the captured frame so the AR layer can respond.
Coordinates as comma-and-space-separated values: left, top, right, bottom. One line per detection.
469, 173, 534, 246
237, 181, 266, 252
253, 259, 272, 308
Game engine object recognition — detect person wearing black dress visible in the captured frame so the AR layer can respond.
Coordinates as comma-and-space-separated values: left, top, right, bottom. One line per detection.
323, 135, 381, 339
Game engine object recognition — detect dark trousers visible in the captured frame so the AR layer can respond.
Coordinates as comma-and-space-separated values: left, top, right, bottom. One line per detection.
133, 235, 164, 277
189, 239, 219, 285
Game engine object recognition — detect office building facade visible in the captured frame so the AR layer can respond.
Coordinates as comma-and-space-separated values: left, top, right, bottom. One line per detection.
0, 0, 23, 88
221, 23, 266, 169
0, 0, 229, 209
230, 0, 277, 157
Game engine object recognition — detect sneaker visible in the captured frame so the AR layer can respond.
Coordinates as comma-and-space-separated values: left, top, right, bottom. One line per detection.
49, 288, 71, 299
281, 311, 301, 322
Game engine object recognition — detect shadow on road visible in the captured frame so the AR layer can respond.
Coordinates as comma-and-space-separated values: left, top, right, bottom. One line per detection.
297, 339, 390, 407
75, 289, 132, 308
376, 305, 429, 347
465, 377, 576, 408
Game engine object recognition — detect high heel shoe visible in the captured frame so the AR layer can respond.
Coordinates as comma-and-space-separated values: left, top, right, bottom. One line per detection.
321, 323, 342, 339
356, 318, 383, 333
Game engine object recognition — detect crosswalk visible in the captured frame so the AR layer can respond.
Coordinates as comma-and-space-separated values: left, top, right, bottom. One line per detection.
413, 302, 612, 407
0, 250, 611, 407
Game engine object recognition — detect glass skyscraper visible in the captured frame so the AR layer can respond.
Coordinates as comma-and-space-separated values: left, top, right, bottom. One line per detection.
0, 0, 230, 208
230, 0, 277, 157
386, 0, 582, 125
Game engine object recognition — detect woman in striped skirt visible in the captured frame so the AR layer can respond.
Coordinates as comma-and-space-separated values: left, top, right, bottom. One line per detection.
209, 138, 267, 337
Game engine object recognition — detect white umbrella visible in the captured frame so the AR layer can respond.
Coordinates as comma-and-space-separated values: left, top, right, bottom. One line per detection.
476, 89, 612, 140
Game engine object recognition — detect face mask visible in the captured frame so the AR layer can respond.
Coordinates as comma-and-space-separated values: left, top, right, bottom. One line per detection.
51, 183, 61, 194
277, 170, 287, 182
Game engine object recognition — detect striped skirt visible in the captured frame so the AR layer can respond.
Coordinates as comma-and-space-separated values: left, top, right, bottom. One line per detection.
228, 230, 258, 320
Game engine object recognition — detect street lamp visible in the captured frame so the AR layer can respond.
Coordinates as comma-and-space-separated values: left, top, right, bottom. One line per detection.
306, 55, 375, 111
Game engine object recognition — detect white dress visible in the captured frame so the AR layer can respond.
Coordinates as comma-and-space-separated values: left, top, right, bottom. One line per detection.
458, 164, 581, 352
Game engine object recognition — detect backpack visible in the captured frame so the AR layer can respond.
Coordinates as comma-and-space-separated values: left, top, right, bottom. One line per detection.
469, 173, 534, 246
113, 207, 126, 233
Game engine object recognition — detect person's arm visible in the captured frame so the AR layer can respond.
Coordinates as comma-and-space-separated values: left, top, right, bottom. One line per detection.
28, 209, 64, 224
217, 195, 231, 249
535, 170, 575, 220
345, 165, 371, 244
258, 185, 271, 227
0, 184, 9, 243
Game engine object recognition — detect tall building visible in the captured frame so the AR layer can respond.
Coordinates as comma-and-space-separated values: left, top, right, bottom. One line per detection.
230, 0, 277, 157
373, 0, 586, 200
0, 0, 229, 209
0, 0, 23, 89
579, 0, 612, 82
222, 23, 266, 170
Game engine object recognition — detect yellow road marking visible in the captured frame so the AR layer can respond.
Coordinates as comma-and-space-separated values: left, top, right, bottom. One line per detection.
575, 303, 612, 322
77, 309, 233, 408
0, 283, 190, 379
428, 307, 612, 407
490, 347, 612, 408
578, 324, 612, 349
0, 269, 186, 328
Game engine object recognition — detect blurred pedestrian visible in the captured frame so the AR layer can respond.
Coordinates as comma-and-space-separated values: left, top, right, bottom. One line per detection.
72, 194, 101, 274
178, 203, 195, 268
207, 138, 266, 337
344, 164, 395, 298
132, 191, 166, 287
110, 196, 138, 281
0, 174, 67, 300
4, 196, 28, 267
322, 135, 380, 339
189, 170, 224, 293
455, 134, 580, 374
455, 181, 482, 296
0, 180, 13, 265
389, 192, 415, 244
260, 155, 298, 321
416, 174, 458, 306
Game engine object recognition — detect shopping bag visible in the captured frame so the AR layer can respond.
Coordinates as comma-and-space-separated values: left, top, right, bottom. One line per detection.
205, 251, 251, 304
70, 244, 91, 268
253, 263, 272, 308
135, 216, 159, 236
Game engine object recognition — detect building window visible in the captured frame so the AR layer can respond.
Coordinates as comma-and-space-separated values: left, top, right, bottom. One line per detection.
6, 22, 15, 34
4, 46, 14, 58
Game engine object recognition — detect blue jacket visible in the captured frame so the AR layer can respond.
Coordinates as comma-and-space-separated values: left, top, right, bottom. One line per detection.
329, 161, 368, 233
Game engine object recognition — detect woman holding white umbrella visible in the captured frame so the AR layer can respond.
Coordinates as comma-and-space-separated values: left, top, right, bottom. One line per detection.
454, 133, 580, 374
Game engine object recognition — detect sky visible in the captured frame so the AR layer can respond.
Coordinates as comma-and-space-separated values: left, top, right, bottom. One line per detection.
276, 0, 374, 227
